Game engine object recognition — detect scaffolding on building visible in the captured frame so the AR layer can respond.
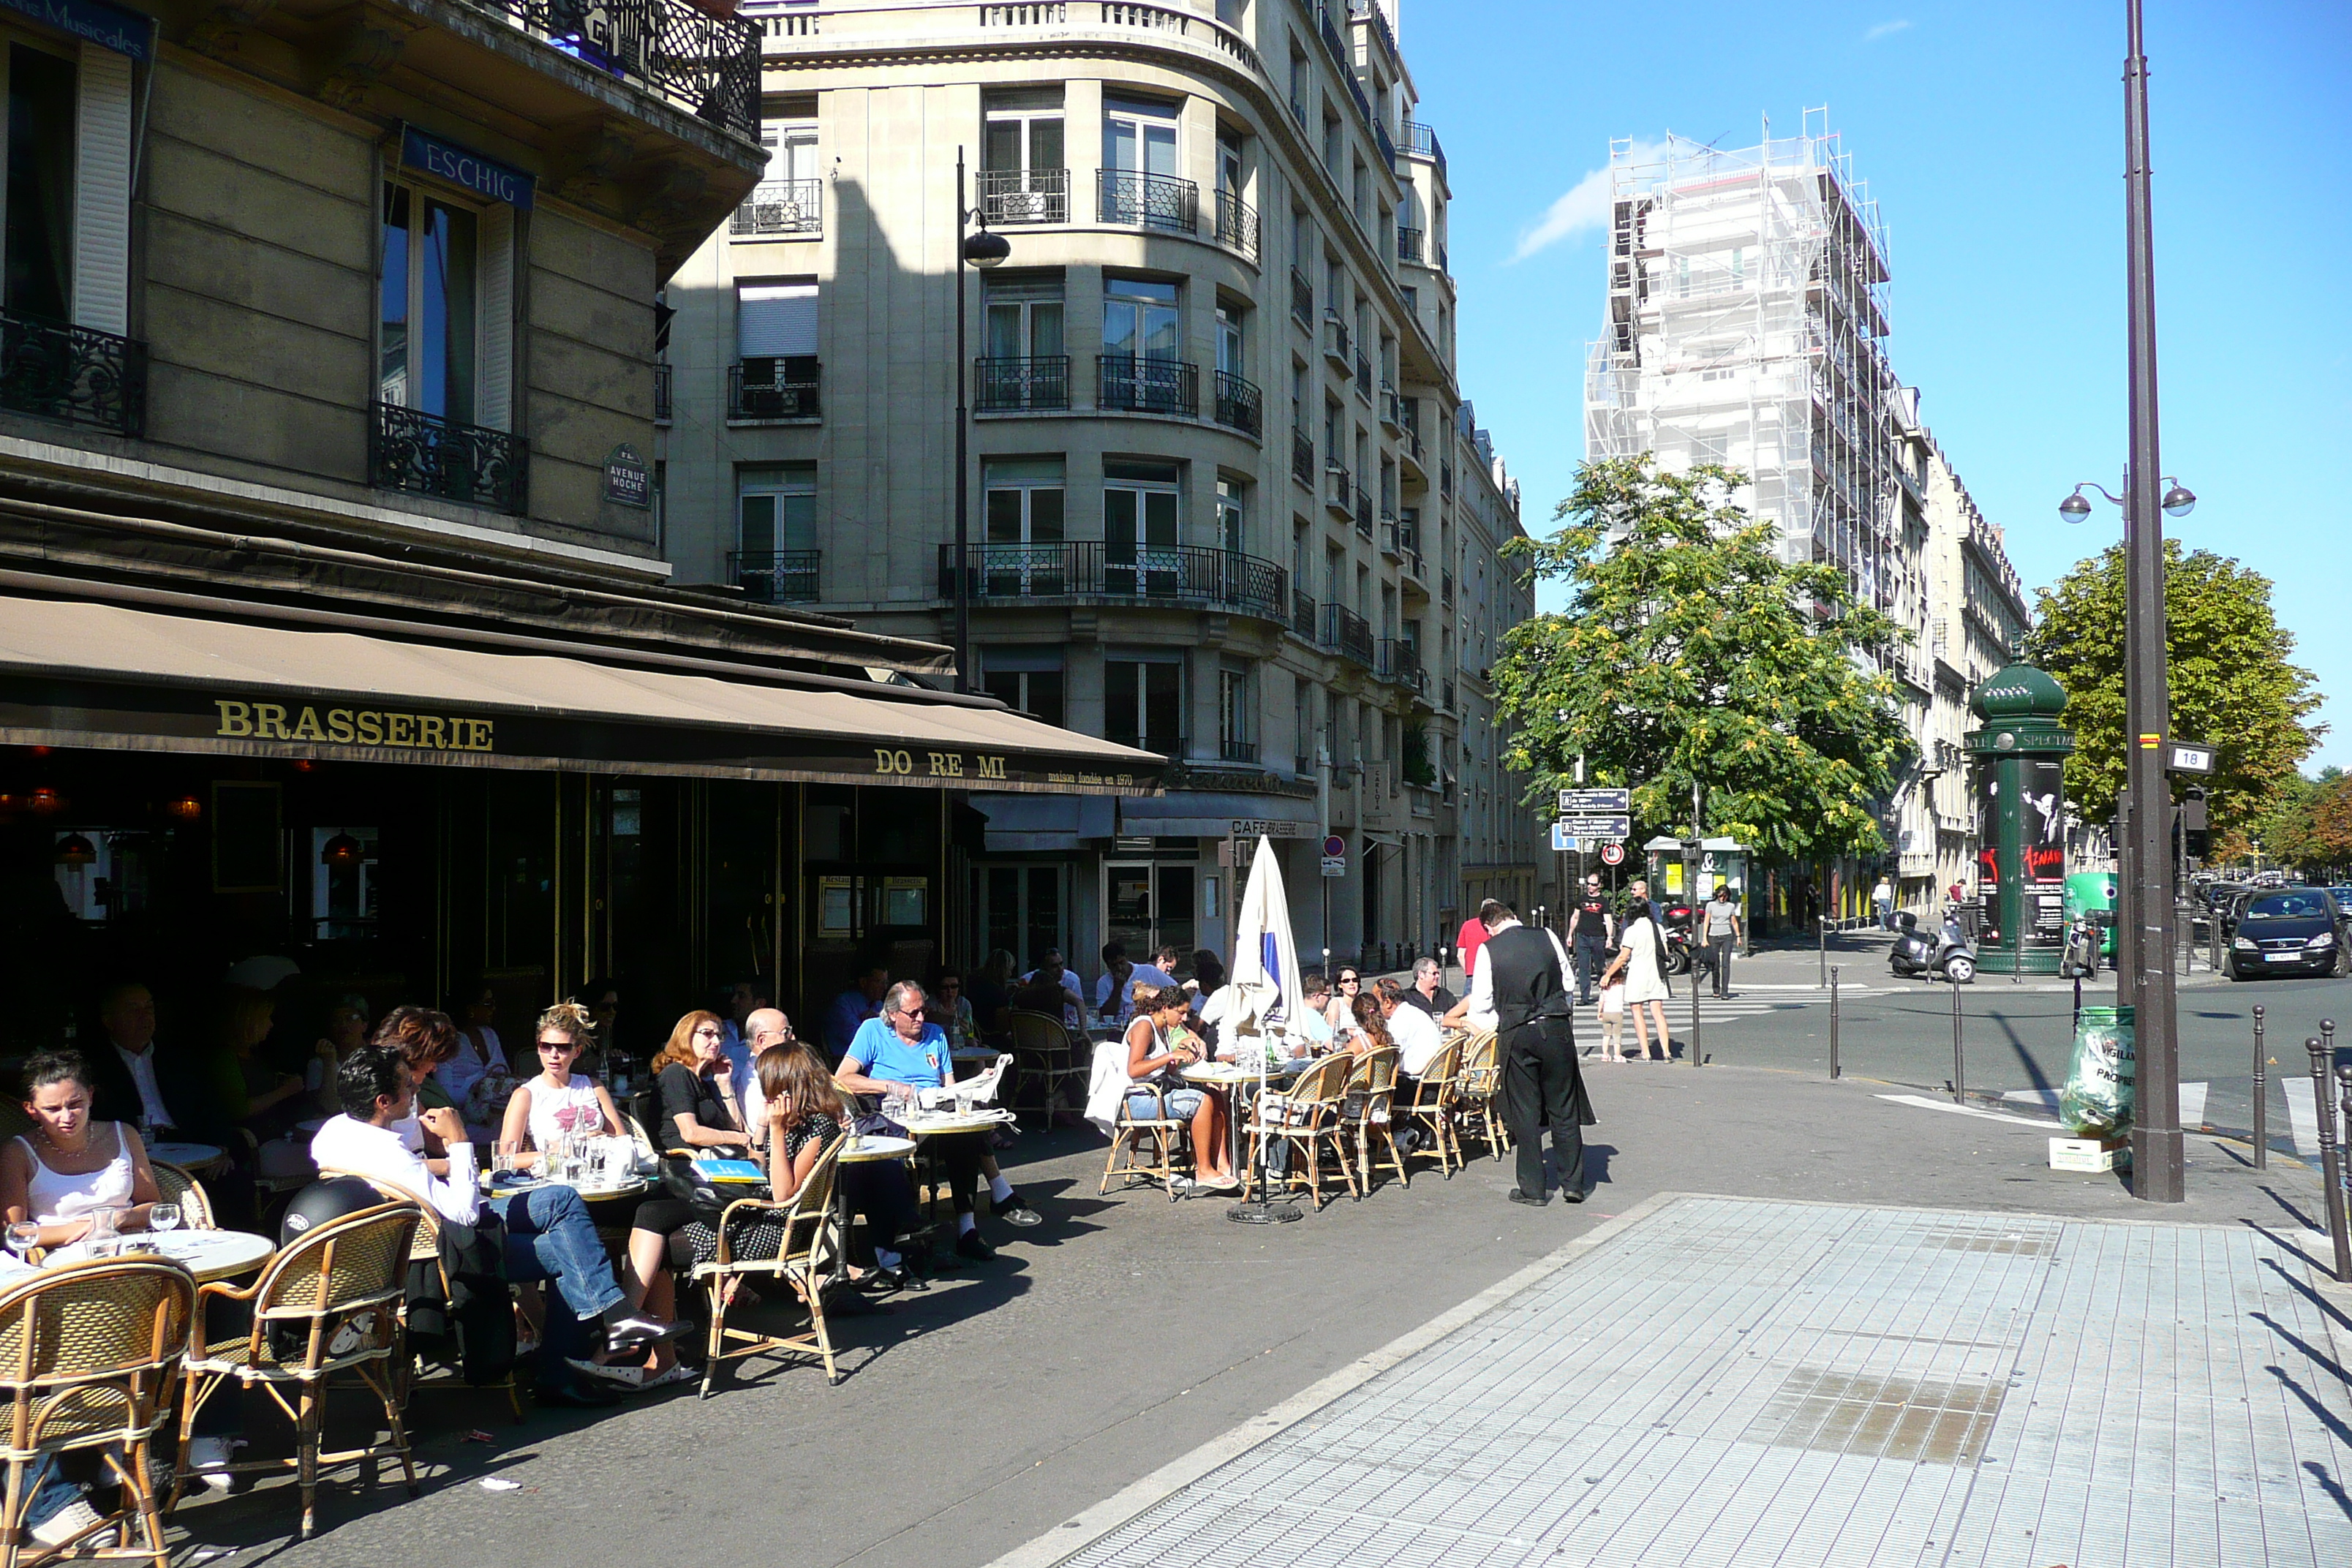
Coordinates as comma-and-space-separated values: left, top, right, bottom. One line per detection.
1583, 109, 1903, 619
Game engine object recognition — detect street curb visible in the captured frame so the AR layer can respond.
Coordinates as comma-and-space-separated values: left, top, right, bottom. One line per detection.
978, 1189, 1693, 1568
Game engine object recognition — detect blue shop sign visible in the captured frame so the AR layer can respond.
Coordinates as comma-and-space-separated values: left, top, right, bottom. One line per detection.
0, 0, 150, 58
400, 125, 535, 211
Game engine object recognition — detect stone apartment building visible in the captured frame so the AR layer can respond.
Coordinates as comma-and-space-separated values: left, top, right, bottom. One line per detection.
656, 0, 1545, 981
0, 0, 1149, 1047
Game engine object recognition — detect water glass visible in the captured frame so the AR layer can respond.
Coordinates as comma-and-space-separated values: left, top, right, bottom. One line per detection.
87, 1206, 120, 1258
954, 1088, 974, 1117
149, 1203, 181, 1235
4, 1222, 37, 1264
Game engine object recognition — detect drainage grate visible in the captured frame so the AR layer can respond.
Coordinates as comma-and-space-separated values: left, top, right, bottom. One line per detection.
1744, 1365, 2007, 1465
1916, 1226, 2054, 1256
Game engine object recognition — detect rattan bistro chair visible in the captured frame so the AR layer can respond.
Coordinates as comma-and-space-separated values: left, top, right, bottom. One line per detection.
0, 1257, 194, 1568
1005, 1010, 1083, 1127
693, 1132, 845, 1395
1099, 1082, 1193, 1202
1341, 1047, 1407, 1191
321, 1172, 524, 1425
1400, 1038, 1465, 1177
1244, 1053, 1359, 1210
146, 1164, 215, 1233
1450, 1030, 1510, 1163
173, 1202, 421, 1540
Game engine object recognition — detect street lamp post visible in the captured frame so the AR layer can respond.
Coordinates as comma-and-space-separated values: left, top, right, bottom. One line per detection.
951, 147, 1010, 695
2054, 0, 2199, 1204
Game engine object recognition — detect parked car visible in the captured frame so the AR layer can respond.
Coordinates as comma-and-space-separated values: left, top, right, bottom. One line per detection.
2227, 887, 2346, 980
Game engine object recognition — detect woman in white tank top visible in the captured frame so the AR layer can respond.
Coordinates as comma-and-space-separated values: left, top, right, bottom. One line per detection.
497, 1009, 625, 1160
1, 1049, 165, 1250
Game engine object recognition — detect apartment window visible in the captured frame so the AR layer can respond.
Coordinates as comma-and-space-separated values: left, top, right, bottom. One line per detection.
736, 464, 816, 602
1321, 110, 1341, 176
1287, 48, 1308, 121
1104, 457, 1179, 595
378, 179, 519, 433
1101, 94, 1183, 229
1401, 283, 1417, 314
981, 456, 1066, 595
1216, 127, 1245, 200
1219, 666, 1257, 761
981, 648, 1066, 726
1105, 655, 1183, 755
4, 44, 73, 323
1, 41, 132, 344
980, 270, 1066, 407
983, 88, 1066, 222
1214, 0, 1245, 26
1352, 157, 1368, 224
1103, 275, 1177, 362
760, 119, 819, 184
734, 279, 819, 417
1215, 476, 1245, 555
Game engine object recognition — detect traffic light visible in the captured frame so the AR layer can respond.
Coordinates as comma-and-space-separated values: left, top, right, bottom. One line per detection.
2181, 787, 2210, 861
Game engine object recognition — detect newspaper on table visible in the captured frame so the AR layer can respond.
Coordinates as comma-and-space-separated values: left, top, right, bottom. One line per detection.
917, 1052, 1011, 1110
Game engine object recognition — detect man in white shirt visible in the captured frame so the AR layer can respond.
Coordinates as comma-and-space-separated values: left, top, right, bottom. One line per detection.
312, 1044, 679, 1408
1375, 979, 1446, 1078
94, 981, 179, 1135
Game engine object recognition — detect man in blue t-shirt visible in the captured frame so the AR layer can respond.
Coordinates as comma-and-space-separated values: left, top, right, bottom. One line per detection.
835, 981, 1008, 1260
825, 964, 890, 1057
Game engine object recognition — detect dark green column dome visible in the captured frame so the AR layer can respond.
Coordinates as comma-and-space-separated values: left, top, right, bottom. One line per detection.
1970, 660, 2069, 722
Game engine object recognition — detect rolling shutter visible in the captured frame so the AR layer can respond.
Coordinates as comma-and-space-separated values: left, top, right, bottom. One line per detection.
72, 44, 134, 336
737, 283, 817, 358
477, 203, 515, 431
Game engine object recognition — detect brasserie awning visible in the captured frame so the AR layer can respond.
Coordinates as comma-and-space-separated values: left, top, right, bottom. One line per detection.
0, 592, 1161, 794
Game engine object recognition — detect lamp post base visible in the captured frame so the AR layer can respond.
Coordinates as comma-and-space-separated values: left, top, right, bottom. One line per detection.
2130, 1126, 2185, 1202
1227, 1199, 1304, 1224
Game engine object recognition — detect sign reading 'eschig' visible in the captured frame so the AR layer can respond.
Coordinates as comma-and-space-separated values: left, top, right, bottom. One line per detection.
214, 700, 494, 753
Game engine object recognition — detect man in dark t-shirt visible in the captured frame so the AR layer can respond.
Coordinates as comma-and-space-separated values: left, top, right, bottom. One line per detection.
1565, 875, 1615, 1003
1398, 957, 1458, 1018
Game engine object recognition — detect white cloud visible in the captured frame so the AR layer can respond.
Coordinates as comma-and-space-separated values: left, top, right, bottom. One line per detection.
1509, 140, 1668, 265
1865, 18, 1912, 39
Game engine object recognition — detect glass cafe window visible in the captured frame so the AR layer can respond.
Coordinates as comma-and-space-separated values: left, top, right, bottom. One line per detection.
380, 184, 478, 422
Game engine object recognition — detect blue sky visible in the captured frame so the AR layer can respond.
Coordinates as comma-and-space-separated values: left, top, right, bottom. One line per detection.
1403, 0, 2351, 771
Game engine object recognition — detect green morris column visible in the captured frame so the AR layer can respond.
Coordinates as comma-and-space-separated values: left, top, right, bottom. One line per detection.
1965, 658, 2075, 975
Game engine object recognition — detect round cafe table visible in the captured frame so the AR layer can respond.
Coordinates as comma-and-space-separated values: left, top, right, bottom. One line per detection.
0, 1229, 276, 1286
146, 1141, 227, 1176
1183, 1058, 1305, 1190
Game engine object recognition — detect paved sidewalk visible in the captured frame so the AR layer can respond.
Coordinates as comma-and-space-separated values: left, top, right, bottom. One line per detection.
1019, 1194, 2352, 1568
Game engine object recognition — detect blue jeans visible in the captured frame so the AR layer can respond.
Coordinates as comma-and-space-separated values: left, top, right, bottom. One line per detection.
19, 1456, 82, 1530
496, 1186, 623, 1384
1126, 1088, 1205, 1120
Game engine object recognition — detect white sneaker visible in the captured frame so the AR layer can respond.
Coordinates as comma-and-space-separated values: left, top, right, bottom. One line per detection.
31, 1497, 101, 1548
189, 1435, 235, 1492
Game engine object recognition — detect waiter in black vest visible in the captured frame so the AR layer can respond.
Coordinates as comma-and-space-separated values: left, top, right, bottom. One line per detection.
1464, 901, 1595, 1204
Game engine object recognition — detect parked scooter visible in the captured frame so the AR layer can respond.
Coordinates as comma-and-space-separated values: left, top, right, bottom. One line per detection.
1659, 901, 1695, 976
1889, 905, 1978, 984
2059, 908, 2111, 979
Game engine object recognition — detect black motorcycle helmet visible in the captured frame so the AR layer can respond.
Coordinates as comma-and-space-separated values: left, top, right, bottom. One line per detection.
279, 1176, 386, 1245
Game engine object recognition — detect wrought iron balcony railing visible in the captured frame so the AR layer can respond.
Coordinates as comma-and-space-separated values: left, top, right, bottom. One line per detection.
1324, 464, 1352, 515
1354, 350, 1371, 396
1213, 187, 1259, 260
0, 312, 145, 437
1401, 119, 1447, 179
938, 540, 1288, 623
369, 402, 527, 513
973, 355, 1071, 411
470, 0, 761, 139
1098, 168, 1197, 234
1376, 638, 1427, 693
1322, 311, 1350, 363
729, 357, 821, 419
1097, 353, 1197, 418
1219, 738, 1259, 764
731, 179, 821, 236
1397, 225, 1422, 263
653, 361, 672, 424
1291, 587, 1317, 641
1354, 492, 1372, 537
1290, 265, 1312, 323
1291, 426, 1314, 486
729, 549, 821, 603
1323, 603, 1373, 666
1379, 381, 1401, 429
1212, 369, 1261, 436
976, 167, 1070, 225
1108, 731, 1186, 761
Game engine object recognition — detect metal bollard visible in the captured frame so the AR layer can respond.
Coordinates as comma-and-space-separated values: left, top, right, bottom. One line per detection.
1818, 917, 1829, 988
1950, 981, 1966, 1106
2253, 1006, 2267, 1170
1690, 964, 1703, 1068
1829, 965, 1842, 1080
2307, 1027, 2351, 1284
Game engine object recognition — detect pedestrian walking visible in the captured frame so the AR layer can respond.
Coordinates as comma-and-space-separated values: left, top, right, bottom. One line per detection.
1872, 875, 1895, 931
1463, 901, 1594, 1204
1456, 900, 1501, 981
1566, 874, 1613, 1004
1603, 894, 1672, 1061
1703, 882, 1741, 998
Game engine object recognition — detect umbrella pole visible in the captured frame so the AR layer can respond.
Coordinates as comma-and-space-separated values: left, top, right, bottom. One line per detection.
1229, 1032, 1302, 1225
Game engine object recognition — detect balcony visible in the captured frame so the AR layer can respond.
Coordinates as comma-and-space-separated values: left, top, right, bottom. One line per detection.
475, 0, 760, 138
729, 549, 821, 603
1379, 381, 1402, 430
1397, 226, 1422, 263
1213, 187, 1259, 261
1322, 603, 1373, 666
1291, 587, 1318, 640
1098, 169, 1197, 234
976, 167, 1070, 225
1323, 464, 1352, 517
1097, 353, 1198, 418
653, 362, 671, 425
730, 179, 821, 237
728, 358, 821, 420
1376, 639, 1426, 694
369, 402, 527, 515
1212, 369, 1262, 437
1109, 731, 1186, 761
1354, 351, 1371, 399
939, 541, 1288, 624
1291, 427, 1314, 486
1290, 266, 1313, 324
1219, 738, 1259, 764
1401, 119, 1447, 181
1440, 568, 1453, 606
0, 312, 146, 437
1354, 492, 1372, 537
1322, 312, 1351, 368
1379, 513, 1406, 560
974, 355, 1071, 411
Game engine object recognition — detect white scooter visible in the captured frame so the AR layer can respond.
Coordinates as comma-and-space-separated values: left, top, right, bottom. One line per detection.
1889, 906, 1978, 984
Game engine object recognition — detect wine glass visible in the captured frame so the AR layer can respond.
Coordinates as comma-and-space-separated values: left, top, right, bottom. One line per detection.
4, 1222, 37, 1265
149, 1203, 181, 1237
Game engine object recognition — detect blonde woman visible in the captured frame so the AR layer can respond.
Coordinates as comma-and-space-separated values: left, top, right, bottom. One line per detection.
1602, 895, 1672, 1061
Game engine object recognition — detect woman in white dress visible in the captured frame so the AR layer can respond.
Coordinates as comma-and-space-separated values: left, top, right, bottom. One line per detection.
1602, 895, 1673, 1061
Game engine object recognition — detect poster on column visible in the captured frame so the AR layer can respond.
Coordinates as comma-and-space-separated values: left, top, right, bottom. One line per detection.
2023, 757, 2067, 946
1975, 764, 2000, 943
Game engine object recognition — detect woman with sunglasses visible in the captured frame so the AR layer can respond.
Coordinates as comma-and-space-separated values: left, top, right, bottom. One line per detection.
1323, 969, 1364, 1044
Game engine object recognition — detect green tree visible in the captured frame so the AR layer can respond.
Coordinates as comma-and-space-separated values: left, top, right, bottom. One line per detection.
1493, 456, 1910, 859
2024, 541, 2323, 842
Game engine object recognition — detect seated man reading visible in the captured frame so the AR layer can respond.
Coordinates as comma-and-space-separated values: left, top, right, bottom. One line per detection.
312, 1043, 683, 1409
833, 982, 1008, 1262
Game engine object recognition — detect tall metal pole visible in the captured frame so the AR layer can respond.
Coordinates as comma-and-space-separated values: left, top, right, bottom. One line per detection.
2122, 0, 2182, 1202
952, 146, 972, 695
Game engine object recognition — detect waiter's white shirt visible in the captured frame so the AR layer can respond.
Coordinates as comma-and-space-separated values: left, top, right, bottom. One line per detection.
1463, 919, 1576, 1028
1386, 1000, 1446, 1077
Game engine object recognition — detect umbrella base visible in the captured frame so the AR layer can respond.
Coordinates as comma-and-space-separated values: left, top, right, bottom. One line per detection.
1226, 1199, 1303, 1225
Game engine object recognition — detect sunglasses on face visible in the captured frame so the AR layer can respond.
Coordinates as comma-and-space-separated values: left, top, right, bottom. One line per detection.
538, 1039, 577, 1053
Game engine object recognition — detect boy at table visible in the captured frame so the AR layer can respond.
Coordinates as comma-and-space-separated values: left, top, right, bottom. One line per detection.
312, 1044, 684, 1409
832, 982, 1004, 1262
